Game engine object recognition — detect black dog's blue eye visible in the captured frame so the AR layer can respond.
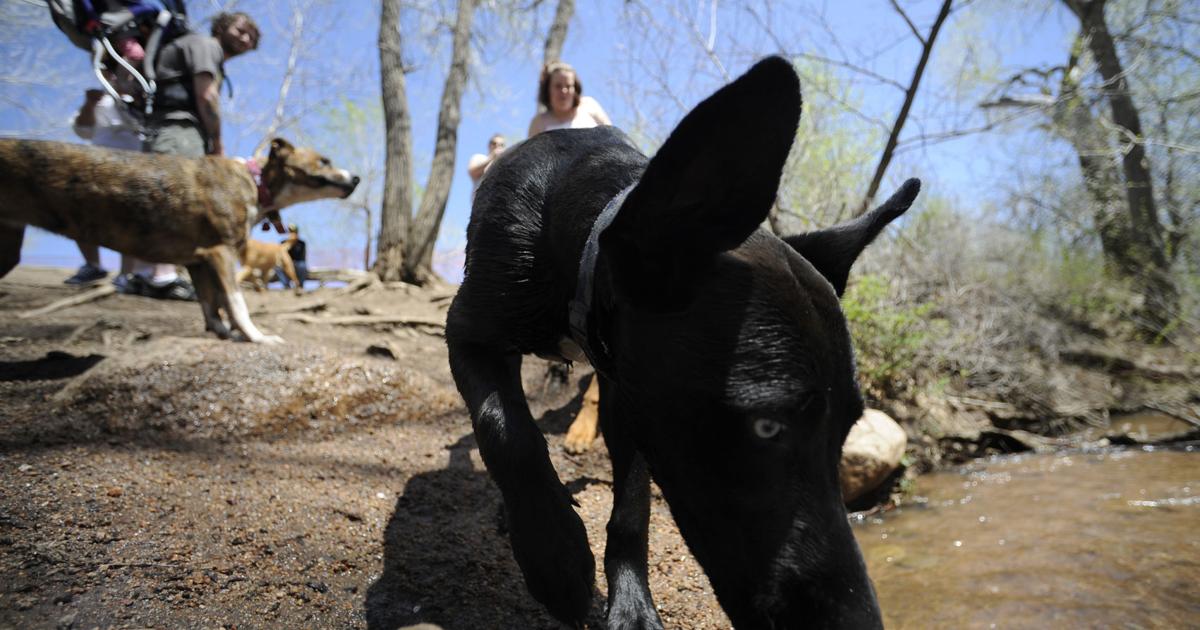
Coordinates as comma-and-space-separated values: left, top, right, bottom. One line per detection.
752, 418, 785, 440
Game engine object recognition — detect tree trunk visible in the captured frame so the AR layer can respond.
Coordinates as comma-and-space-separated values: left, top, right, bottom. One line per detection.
1062, 0, 1178, 336
1054, 48, 1130, 270
543, 0, 575, 65
363, 206, 373, 272
401, 0, 478, 285
856, 0, 952, 217
375, 0, 413, 282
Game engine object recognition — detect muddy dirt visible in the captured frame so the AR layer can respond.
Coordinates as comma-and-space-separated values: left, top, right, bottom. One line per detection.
0, 267, 731, 629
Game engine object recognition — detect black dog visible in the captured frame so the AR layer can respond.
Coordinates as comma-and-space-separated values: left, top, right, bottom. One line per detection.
446, 56, 920, 628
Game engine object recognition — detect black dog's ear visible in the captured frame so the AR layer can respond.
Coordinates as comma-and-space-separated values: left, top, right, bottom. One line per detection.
602, 56, 801, 306
269, 138, 294, 160
783, 178, 921, 296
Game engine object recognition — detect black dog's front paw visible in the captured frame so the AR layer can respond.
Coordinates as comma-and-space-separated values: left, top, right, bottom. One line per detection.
606, 582, 663, 630
506, 480, 595, 624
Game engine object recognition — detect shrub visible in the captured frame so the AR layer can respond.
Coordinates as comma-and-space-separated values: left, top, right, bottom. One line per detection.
842, 273, 942, 398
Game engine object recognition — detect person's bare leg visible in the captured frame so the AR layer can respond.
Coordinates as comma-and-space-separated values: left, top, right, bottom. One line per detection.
65, 241, 106, 284
77, 242, 100, 268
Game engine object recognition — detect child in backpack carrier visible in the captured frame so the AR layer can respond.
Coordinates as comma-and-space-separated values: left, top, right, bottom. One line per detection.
50, 0, 190, 116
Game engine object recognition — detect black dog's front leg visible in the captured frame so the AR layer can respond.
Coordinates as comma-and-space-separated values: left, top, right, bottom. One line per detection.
447, 340, 595, 624
599, 376, 662, 630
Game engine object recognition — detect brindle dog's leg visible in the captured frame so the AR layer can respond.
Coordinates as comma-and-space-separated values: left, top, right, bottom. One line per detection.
598, 375, 662, 629
203, 245, 282, 344
234, 266, 253, 289
447, 338, 595, 625
0, 225, 24, 278
187, 262, 232, 339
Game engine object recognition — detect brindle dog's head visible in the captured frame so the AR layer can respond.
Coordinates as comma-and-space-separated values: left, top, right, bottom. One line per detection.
596, 57, 919, 628
261, 138, 359, 208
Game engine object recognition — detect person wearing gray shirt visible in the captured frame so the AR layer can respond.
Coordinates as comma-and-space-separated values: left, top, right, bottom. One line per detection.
146, 11, 260, 158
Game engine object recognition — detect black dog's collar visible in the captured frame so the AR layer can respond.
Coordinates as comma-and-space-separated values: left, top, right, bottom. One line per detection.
568, 182, 637, 377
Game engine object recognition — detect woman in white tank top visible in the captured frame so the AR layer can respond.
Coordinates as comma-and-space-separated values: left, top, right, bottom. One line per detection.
527, 61, 612, 137
525, 60, 613, 454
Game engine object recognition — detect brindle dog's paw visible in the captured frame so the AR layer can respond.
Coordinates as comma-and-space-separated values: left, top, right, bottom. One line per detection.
507, 482, 595, 624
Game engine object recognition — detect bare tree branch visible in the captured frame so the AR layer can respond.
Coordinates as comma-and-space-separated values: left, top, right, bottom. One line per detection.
253, 6, 305, 156
857, 0, 954, 216
889, 0, 927, 46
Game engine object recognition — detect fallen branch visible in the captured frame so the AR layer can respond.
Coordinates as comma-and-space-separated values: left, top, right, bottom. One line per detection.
253, 273, 380, 316
63, 320, 106, 344
19, 284, 116, 319
307, 268, 375, 285
275, 313, 445, 328
1143, 403, 1200, 429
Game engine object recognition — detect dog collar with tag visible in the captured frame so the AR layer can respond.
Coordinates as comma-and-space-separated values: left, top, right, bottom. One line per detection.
243, 158, 285, 233
244, 158, 274, 210
567, 181, 637, 377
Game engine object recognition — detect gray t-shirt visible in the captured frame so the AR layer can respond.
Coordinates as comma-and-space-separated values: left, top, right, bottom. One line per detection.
153, 33, 223, 123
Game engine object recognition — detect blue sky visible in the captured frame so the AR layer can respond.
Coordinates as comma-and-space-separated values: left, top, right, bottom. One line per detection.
1, 0, 1077, 282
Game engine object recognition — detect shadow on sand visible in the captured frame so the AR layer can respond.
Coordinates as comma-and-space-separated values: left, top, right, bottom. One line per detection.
365, 374, 609, 629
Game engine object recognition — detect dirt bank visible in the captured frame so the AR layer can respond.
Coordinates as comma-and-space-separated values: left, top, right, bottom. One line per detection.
0, 267, 729, 629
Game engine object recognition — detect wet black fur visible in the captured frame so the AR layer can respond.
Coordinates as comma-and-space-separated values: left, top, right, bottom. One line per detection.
446, 56, 920, 629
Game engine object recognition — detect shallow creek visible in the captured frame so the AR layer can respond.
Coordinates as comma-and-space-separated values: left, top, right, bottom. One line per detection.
852, 416, 1199, 629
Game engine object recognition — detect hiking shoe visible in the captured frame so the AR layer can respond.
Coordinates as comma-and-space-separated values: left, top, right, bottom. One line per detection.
112, 273, 145, 295
64, 264, 107, 285
147, 278, 197, 302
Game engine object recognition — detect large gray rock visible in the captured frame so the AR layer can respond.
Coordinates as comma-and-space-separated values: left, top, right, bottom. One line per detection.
23, 337, 460, 443
840, 409, 908, 503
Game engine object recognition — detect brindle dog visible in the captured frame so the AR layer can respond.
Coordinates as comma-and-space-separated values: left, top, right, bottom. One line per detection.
0, 138, 357, 343
446, 57, 920, 628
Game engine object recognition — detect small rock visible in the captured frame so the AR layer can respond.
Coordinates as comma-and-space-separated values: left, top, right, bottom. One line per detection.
840, 409, 908, 503
18, 464, 34, 474
366, 342, 401, 360
56, 612, 77, 629
106, 487, 123, 498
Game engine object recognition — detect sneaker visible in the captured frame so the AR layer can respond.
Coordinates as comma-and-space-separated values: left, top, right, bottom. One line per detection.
147, 278, 197, 302
112, 273, 144, 295
64, 263, 107, 285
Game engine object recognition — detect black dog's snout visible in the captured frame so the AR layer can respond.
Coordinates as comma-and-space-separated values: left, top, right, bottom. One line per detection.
351, 175, 361, 187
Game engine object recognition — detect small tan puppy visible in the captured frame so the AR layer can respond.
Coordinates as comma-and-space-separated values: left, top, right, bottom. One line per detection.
238, 233, 300, 294
563, 376, 600, 453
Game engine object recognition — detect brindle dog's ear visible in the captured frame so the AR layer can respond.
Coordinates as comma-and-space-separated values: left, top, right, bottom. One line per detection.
602, 56, 801, 307
783, 178, 921, 296
269, 138, 294, 160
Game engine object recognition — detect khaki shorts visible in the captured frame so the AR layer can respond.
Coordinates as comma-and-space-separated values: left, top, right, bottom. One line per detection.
146, 121, 206, 157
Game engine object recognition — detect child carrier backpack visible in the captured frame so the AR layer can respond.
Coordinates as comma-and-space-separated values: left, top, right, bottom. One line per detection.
48, 0, 190, 122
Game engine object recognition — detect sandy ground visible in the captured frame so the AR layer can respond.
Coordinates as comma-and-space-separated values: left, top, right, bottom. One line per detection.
0, 267, 732, 629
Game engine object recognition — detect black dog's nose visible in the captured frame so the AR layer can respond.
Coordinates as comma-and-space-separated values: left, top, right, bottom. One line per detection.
351, 175, 361, 187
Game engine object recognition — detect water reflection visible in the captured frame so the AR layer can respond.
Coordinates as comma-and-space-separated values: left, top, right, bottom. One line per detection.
853, 447, 1200, 629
